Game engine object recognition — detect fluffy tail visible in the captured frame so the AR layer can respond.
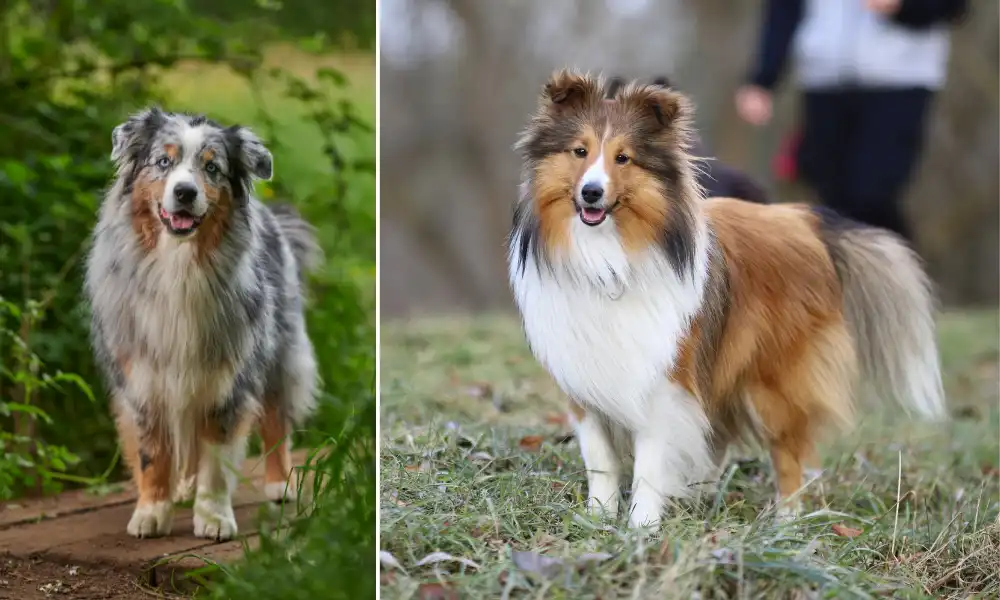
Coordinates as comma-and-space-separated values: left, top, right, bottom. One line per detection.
818, 209, 946, 420
269, 203, 323, 276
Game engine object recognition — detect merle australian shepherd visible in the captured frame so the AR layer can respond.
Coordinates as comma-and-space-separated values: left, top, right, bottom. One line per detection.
507, 72, 944, 529
85, 108, 320, 540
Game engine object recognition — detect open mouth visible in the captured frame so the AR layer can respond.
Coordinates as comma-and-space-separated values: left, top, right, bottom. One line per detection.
158, 205, 203, 236
576, 201, 619, 227
580, 207, 608, 226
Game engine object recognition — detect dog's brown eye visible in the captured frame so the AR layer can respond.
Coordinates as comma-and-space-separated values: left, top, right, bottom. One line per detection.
573, 147, 587, 158
615, 153, 629, 165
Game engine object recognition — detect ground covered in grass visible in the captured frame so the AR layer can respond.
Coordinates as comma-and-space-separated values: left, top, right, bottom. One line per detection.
380, 310, 1000, 599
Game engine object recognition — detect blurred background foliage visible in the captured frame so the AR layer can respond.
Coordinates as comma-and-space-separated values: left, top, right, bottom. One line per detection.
0, 0, 374, 596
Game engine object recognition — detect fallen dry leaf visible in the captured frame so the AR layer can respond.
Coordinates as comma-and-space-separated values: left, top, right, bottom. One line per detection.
464, 382, 493, 399
518, 435, 544, 452
544, 413, 568, 425
415, 552, 482, 570
576, 552, 613, 569
981, 464, 999, 477
417, 582, 459, 600
511, 550, 565, 579
832, 523, 864, 538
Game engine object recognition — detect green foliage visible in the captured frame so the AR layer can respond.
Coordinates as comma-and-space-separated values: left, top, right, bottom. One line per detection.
0, 298, 98, 499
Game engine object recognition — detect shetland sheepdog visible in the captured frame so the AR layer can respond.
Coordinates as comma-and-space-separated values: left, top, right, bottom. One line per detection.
606, 75, 769, 205
85, 108, 320, 540
507, 71, 944, 529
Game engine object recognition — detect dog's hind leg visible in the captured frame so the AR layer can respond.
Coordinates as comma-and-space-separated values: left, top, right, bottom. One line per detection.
116, 404, 175, 538
261, 337, 318, 502
260, 402, 295, 502
751, 323, 856, 520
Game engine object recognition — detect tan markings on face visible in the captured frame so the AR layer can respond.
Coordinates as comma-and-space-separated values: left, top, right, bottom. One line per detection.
594, 134, 671, 253
533, 126, 608, 255
201, 149, 215, 163
193, 172, 232, 261
131, 169, 165, 252
164, 144, 178, 160
533, 154, 576, 256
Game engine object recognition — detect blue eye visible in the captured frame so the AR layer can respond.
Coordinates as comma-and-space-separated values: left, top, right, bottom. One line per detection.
205, 162, 218, 174
156, 156, 172, 169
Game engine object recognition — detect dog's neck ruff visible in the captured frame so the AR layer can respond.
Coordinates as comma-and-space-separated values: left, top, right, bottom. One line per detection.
509, 212, 710, 429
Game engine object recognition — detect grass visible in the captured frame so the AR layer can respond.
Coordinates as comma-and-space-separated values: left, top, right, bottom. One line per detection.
380, 310, 1000, 599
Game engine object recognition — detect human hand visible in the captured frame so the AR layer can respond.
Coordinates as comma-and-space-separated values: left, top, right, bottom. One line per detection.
866, 0, 902, 16
735, 85, 773, 126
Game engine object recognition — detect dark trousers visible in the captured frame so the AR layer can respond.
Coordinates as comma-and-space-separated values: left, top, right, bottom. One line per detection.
796, 87, 933, 241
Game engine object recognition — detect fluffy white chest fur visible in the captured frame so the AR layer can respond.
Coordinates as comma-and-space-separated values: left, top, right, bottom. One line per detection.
509, 219, 708, 430
129, 241, 236, 406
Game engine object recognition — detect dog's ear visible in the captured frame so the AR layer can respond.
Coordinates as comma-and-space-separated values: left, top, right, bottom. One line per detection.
540, 69, 602, 113
111, 107, 165, 164
624, 85, 691, 131
228, 125, 273, 181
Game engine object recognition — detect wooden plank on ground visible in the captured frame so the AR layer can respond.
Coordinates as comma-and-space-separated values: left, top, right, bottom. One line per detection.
0, 451, 307, 565
0, 450, 307, 530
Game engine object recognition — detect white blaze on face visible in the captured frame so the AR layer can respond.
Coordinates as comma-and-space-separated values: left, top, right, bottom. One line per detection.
576, 150, 609, 203
161, 124, 209, 218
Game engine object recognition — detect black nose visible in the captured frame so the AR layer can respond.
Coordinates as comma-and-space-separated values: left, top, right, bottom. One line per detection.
173, 182, 198, 206
581, 183, 604, 204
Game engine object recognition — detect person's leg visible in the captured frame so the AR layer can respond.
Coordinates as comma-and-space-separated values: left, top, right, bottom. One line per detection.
844, 88, 934, 241
796, 89, 857, 210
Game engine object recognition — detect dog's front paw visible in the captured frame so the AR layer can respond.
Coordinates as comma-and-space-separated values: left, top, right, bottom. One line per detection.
627, 501, 662, 531
193, 497, 238, 541
127, 500, 174, 538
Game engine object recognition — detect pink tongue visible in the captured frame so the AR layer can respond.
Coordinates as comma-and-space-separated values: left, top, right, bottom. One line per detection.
583, 208, 605, 222
170, 213, 196, 230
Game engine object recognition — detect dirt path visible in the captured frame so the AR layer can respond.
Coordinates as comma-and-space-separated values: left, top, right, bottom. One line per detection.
0, 451, 306, 599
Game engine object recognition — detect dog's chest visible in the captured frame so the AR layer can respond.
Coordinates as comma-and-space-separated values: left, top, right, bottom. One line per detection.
127, 246, 249, 404
511, 239, 703, 427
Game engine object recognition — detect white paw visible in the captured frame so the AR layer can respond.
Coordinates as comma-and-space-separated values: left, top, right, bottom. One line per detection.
173, 475, 196, 503
127, 500, 174, 538
627, 501, 662, 530
774, 499, 803, 523
193, 498, 238, 541
804, 467, 824, 481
